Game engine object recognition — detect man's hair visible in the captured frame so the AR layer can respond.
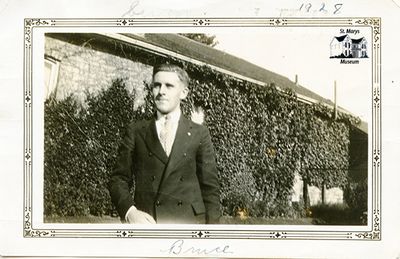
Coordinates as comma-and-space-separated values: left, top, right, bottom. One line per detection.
152, 64, 190, 87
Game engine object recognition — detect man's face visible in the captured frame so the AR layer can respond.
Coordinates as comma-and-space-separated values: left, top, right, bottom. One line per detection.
152, 71, 188, 115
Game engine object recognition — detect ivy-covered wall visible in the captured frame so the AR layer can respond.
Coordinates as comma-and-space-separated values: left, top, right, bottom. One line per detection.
44, 34, 364, 219
180, 68, 357, 217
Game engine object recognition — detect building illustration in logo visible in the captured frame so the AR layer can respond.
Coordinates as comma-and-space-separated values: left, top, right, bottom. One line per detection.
330, 34, 368, 58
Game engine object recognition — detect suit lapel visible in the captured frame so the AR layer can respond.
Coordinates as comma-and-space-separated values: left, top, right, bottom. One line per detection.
158, 116, 193, 192
143, 119, 169, 164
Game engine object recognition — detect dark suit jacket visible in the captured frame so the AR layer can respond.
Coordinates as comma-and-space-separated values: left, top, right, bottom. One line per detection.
109, 115, 220, 224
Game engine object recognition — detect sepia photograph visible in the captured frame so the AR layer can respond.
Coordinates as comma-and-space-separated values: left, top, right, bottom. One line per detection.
2, 0, 400, 257
42, 29, 369, 227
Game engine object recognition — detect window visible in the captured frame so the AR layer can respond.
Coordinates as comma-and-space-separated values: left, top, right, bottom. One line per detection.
362, 51, 367, 57
44, 56, 60, 99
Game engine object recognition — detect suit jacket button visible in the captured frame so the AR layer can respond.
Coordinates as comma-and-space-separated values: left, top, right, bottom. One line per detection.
178, 201, 183, 206
156, 200, 161, 206
179, 176, 184, 182
151, 176, 156, 181
149, 152, 152, 156
183, 153, 187, 157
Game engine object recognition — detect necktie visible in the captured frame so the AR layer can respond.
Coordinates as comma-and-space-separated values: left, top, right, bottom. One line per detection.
159, 115, 173, 156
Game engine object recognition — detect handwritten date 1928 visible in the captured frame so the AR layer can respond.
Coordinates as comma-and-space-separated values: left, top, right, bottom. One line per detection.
299, 3, 343, 14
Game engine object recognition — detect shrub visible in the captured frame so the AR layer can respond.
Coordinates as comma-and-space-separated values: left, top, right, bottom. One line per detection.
310, 203, 365, 225
44, 45, 359, 218
44, 79, 143, 217
343, 177, 368, 220
219, 158, 257, 216
290, 200, 307, 218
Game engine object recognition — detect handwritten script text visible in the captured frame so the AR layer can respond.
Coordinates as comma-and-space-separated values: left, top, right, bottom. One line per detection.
161, 239, 233, 256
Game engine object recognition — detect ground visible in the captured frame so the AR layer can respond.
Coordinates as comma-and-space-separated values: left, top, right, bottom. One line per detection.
44, 215, 315, 225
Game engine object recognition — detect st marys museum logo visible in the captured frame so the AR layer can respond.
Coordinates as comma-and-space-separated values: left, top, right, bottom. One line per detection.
330, 33, 368, 64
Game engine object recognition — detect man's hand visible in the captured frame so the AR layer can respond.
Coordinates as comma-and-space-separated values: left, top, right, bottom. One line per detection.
125, 206, 156, 224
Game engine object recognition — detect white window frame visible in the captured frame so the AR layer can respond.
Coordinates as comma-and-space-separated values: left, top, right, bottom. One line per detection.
44, 55, 60, 100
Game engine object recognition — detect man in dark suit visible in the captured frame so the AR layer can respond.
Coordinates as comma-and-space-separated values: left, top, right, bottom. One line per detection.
109, 64, 220, 224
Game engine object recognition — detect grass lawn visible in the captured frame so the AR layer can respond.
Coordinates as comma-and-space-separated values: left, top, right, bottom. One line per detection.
45, 215, 121, 224
45, 204, 366, 225
45, 215, 314, 225
221, 216, 314, 225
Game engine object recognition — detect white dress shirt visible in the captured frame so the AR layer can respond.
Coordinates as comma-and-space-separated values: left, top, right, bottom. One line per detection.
155, 109, 181, 156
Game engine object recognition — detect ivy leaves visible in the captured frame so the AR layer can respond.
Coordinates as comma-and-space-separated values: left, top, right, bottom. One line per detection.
181, 63, 355, 216
44, 51, 357, 218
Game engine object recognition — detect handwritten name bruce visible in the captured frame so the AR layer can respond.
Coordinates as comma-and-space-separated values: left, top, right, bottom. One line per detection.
161, 239, 233, 256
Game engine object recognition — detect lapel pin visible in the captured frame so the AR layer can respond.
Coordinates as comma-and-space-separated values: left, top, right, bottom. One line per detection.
187, 132, 191, 136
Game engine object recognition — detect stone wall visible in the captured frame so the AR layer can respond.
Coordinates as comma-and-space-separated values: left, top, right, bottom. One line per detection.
292, 172, 344, 206
45, 36, 152, 110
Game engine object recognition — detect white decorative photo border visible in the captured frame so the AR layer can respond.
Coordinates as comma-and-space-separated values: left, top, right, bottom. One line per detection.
23, 17, 381, 240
